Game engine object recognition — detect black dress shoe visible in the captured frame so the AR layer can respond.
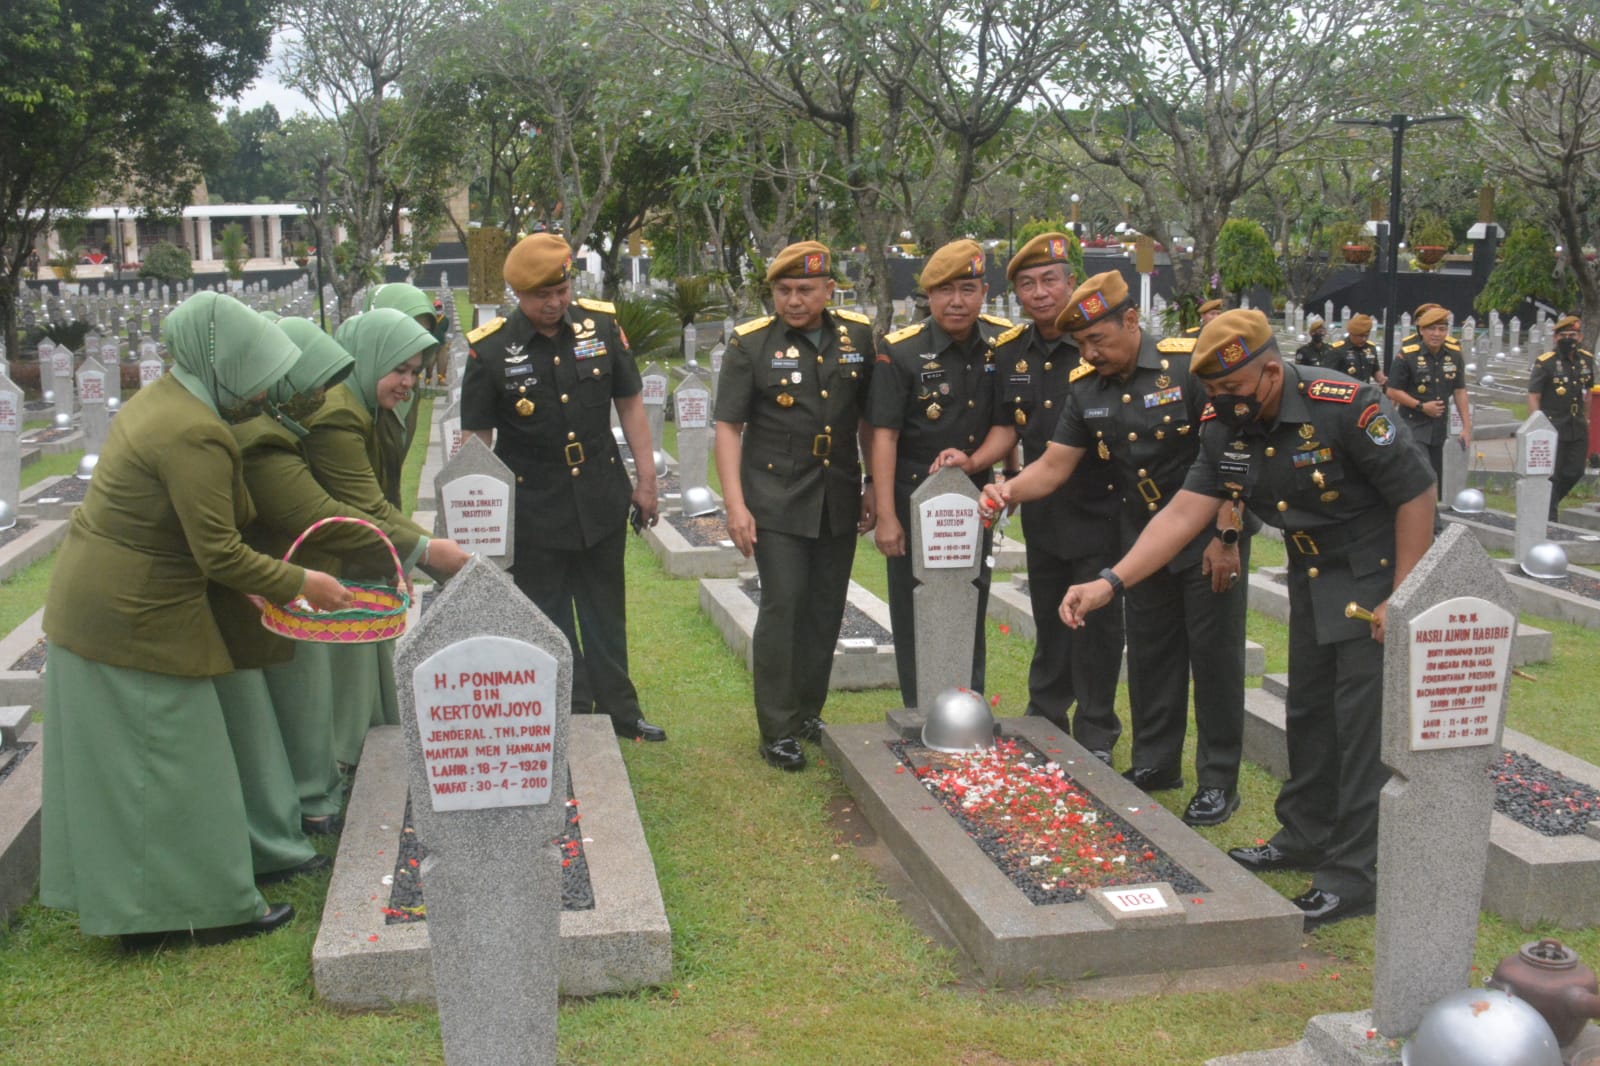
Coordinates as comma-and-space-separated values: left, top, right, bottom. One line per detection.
759, 737, 806, 771
1292, 888, 1374, 929
614, 718, 667, 742
301, 814, 343, 836
1182, 786, 1240, 827
797, 716, 826, 743
1122, 765, 1183, 792
1089, 749, 1113, 766
120, 903, 296, 951
256, 853, 331, 885
1227, 842, 1315, 872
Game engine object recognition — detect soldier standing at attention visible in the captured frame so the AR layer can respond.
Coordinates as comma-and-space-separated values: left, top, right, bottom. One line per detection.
1059, 309, 1436, 927
1327, 313, 1384, 384
1386, 305, 1471, 497
1294, 318, 1329, 369
1182, 297, 1226, 340
868, 239, 1012, 707
1528, 314, 1596, 520
982, 272, 1250, 827
933, 233, 1124, 762
461, 233, 666, 742
713, 242, 877, 770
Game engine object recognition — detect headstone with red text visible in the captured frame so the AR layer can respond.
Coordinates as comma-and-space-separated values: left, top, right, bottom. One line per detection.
433, 434, 514, 570
908, 465, 987, 712
76, 355, 109, 454
639, 363, 669, 454
1514, 410, 1558, 564
50, 346, 76, 421
673, 372, 713, 501
435, 398, 464, 465
0, 371, 22, 520
396, 555, 571, 1066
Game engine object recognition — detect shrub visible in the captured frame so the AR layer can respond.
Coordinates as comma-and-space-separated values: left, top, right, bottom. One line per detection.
138, 241, 193, 282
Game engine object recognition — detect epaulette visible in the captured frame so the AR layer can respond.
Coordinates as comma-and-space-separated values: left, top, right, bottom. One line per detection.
979, 313, 1013, 328
467, 317, 506, 344
884, 321, 926, 345
1307, 379, 1359, 403
1157, 336, 1196, 354
834, 309, 872, 325
1444, 338, 1461, 350
1538, 351, 1555, 363
735, 315, 774, 337
575, 297, 615, 315
1069, 361, 1095, 382
1582, 349, 1596, 359
1401, 343, 1420, 354
992, 323, 1028, 348
1183, 325, 1201, 337
1330, 339, 1347, 349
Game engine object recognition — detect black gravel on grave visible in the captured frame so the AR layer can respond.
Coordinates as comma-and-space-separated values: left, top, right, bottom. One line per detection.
0, 518, 36, 551
888, 737, 1209, 905
9, 638, 46, 673
666, 511, 733, 547
23, 400, 51, 413
1460, 509, 1596, 543
1515, 567, 1600, 598
656, 470, 680, 497
1493, 750, 1600, 836
385, 787, 595, 924
35, 478, 89, 503
20, 428, 74, 444
739, 576, 892, 645
0, 743, 36, 786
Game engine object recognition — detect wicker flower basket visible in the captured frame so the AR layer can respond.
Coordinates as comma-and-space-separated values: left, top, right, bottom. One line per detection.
253, 516, 409, 643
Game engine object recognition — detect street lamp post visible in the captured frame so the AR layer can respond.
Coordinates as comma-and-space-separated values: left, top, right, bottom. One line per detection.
1069, 193, 1081, 238
111, 207, 124, 285
1336, 113, 1463, 373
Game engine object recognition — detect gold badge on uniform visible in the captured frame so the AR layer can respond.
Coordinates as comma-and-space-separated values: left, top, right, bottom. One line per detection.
1155, 374, 1171, 389
583, 318, 595, 331
1557, 386, 1568, 396
1097, 440, 1111, 460
1321, 490, 1340, 502
1312, 469, 1326, 488
515, 397, 535, 416
776, 392, 795, 407
927, 402, 943, 420
1014, 409, 1027, 426
787, 346, 799, 359
1015, 359, 1028, 374
1417, 384, 1428, 394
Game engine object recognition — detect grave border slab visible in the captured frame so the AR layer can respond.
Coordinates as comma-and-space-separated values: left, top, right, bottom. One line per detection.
698, 576, 897, 690
0, 722, 42, 926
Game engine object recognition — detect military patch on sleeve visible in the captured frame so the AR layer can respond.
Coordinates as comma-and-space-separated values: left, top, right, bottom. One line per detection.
834, 309, 872, 325
884, 322, 926, 345
735, 315, 775, 336
1157, 336, 1196, 354
1200, 401, 1217, 421
1364, 414, 1396, 446
992, 323, 1027, 348
1069, 361, 1095, 382
1307, 379, 1358, 403
575, 297, 616, 315
467, 317, 505, 343
1356, 402, 1381, 429
979, 313, 1013, 328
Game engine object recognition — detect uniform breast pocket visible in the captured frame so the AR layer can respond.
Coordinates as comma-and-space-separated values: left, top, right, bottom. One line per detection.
576, 357, 612, 406
1292, 459, 1344, 496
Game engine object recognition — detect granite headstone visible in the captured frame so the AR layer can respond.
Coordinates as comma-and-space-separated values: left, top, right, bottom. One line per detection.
76, 355, 109, 454
433, 435, 515, 570
639, 362, 670, 452
673, 372, 713, 499
0, 372, 21, 519
908, 466, 985, 712
1514, 411, 1558, 562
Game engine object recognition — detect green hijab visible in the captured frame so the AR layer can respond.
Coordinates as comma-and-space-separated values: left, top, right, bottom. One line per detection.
333, 309, 436, 413
274, 317, 355, 403
165, 292, 299, 416
367, 282, 447, 359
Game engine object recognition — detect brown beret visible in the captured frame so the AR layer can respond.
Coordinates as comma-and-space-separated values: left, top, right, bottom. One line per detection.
1413, 302, 1441, 321
504, 233, 573, 292
1417, 306, 1450, 329
1006, 232, 1075, 283
1307, 317, 1325, 332
1198, 298, 1225, 316
1191, 309, 1279, 380
766, 241, 832, 282
920, 239, 986, 290
1056, 271, 1130, 333
1346, 313, 1374, 334
1555, 314, 1581, 333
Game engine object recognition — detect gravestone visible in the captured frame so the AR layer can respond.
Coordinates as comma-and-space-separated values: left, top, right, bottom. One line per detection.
639, 363, 669, 450
1340, 304, 1351, 324
50, 346, 75, 421
76, 356, 109, 454
1510, 316, 1522, 348
397, 556, 571, 1066
1372, 525, 1517, 1037
708, 342, 725, 386
1324, 300, 1334, 326
1514, 412, 1558, 562
673, 373, 713, 498
908, 466, 985, 712
97, 342, 122, 403
1441, 398, 1469, 504
0, 372, 21, 519
436, 399, 464, 463
138, 341, 162, 389
433, 435, 515, 570
682, 323, 698, 367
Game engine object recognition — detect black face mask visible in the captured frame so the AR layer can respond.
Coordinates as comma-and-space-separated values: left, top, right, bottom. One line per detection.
1212, 394, 1263, 429
1558, 336, 1578, 356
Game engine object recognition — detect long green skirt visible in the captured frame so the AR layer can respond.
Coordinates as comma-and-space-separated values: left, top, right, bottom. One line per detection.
40, 645, 267, 936
214, 668, 317, 876
325, 640, 399, 766
263, 645, 344, 817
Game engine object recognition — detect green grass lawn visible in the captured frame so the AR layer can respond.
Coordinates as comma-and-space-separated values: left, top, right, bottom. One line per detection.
7, 426, 1600, 1064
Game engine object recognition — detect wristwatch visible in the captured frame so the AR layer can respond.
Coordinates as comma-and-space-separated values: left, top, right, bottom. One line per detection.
1216, 527, 1240, 546
1098, 568, 1124, 596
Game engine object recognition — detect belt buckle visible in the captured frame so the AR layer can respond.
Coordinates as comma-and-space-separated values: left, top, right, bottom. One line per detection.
1290, 531, 1319, 556
564, 441, 586, 465
1135, 477, 1161, 505
812, 433, 832, 458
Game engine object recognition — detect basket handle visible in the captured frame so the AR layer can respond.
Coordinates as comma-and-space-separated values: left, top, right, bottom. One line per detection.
284, 516, 406, 588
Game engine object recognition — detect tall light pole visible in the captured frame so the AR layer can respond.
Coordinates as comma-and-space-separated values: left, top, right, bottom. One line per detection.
1336, 113, 1463, 372
1069, 193, 1081, 238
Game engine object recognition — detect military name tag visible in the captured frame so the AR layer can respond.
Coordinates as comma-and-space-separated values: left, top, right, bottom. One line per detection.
1219, 460, 1250, 477
920, 369, 945, 384
1008, 374, 1032, 386
771, 355, 799, 369
1144, 386, 1184, 408
1085, 407, 1111, 419
505, 364, 534, 379
574, 338, 606, 360
839, 350, 864, 364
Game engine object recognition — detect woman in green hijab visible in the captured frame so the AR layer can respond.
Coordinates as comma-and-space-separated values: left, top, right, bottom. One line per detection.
41, 292, 351, 945
365, 283, 446, 506
303, 308, 466, 764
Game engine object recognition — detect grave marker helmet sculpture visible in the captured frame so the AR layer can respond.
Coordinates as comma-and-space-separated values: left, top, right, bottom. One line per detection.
921, 687, 996, 753
652, 450, 668, 479
0, 499, 14, 532
53, 412, 71, 430
76, 453, 98, 481
680, 485, 719, 518
1521, 542, 1569, 580
1400, 988, 1561, 1066
1451, 488, 1487, 514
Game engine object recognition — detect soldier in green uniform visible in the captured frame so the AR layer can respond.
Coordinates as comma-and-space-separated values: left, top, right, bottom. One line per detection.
365, 283, 449, 507
868, 238, 1012, 707
1386, 305, 1472, 498
936, 233, 1124, 760
714, 241, 877, 770
1528, 313, 1596, 519
1060, 309, 1436, 927
1326, 313, 1384, 384
462, 233, 665, 741
982, 272, 1250, 826
1182, 297, 1226, 340
41, 293, 352, 944
1293, 317, 1329, 369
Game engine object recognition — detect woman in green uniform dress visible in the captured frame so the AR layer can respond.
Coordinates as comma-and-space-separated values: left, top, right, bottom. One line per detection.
364, 282, 446, 506
40, 292, 352, 943
303, 308, 442, 765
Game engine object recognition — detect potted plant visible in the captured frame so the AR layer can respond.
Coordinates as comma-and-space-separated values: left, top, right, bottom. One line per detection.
217, 223, 248, 288
1410, 213, 1454, 268
286, 239, 311, 268
46, 253, 78, 280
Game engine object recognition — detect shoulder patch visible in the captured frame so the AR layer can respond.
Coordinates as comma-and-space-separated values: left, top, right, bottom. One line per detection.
884, 321, 927, 345
834, 309, 872, 325
1069, 361, 1095, 382
1307, 379, 1358, 403
1157, 337, 1196, 354
979, 313, 1013, 328
992, 323, 1028, 348
1357, 402, 1381, 429
467, 317, 506, 344
575, 297, 615, 315
1200, 401, 1216, 421
1401, 343, 1420, 354
1538, 351, 1555, 363
735, 315, 775, 337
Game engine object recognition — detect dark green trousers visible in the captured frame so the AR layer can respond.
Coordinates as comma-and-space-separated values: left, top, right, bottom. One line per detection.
1022, 545, 1124, 753
750, 527, 858, 742
885, 496, 991, 709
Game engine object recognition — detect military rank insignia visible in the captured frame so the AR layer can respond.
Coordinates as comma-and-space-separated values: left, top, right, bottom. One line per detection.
1307, 380, 1358, 403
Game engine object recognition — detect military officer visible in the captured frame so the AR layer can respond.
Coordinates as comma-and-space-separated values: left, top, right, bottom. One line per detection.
1326, 313, 1384, 384
1059, 309, 1436, 928
714, 242, 877, 770
868, 238, 1012, 707
1528, 314, 1596, 519
1386, 305, 1472, 497
461, 233, 666, 742
934, 233, 1124, 760
1182, 297, 1226, 340
1293, 318, 1330, 368
981, 272, 1251, 828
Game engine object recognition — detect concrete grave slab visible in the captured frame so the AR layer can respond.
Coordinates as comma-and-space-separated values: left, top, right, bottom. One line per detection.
1440, 510, 1600, 564
641, 491, 746, 579
0, 720, 42, 927
698, 576, 897, 690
